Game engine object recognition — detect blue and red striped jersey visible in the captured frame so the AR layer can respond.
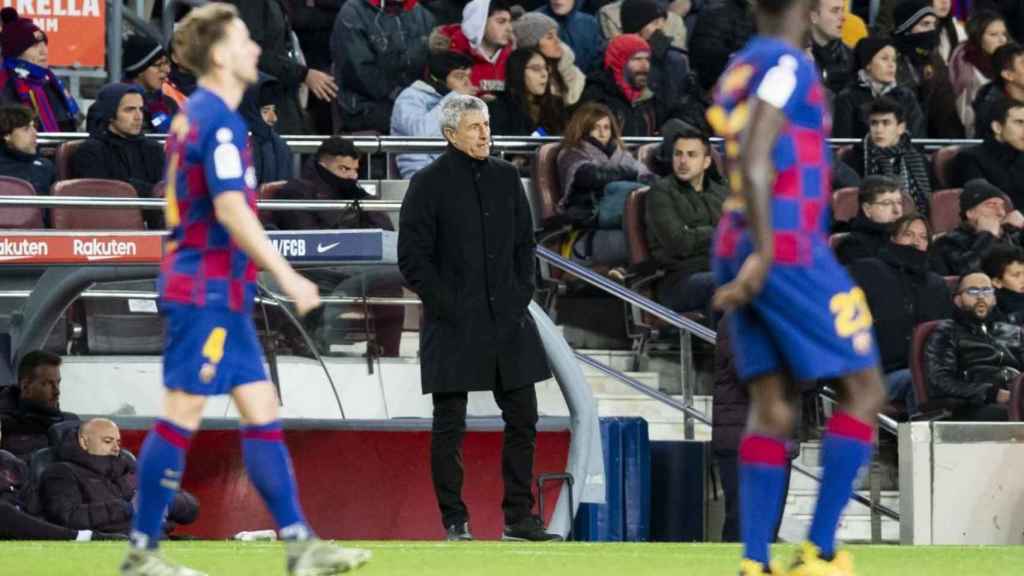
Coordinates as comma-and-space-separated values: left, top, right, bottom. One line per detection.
158, 88, 259, 313
708, 36, 832, 266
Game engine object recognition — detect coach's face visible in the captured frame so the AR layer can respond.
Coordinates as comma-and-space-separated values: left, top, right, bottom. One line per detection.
217, 18, 261, 87
446, 109, 491, 160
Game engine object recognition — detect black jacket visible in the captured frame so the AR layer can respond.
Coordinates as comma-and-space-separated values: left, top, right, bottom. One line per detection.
487, 93, 543, 137
996, 288, 1024, 324
832, 81, 926, 140
581, 69, 660, 137
0, 143, 54, 196
924, 307, 1024, 406
274, 157, 392, 231
931, 223, 1024, 276
398, 147, 551, 394
689, 0, 755, 92
848, 244, 953, 373
811, 39, 856, 96
956, 139, 1024, 209
971, 82, 1004, 141
645, 173, 727, 283
0, 386, 78, 461
239, 75, 294, 187
0, 448, 29, 508
897, 52, 965, 139
288, 0, 344, 72
835, 214, 892, 265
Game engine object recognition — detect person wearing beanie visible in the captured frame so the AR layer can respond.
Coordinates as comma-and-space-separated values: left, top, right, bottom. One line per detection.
432, 0, 514, 98
539, 0, 604, 74
390, 50, 475, 178
689, 0, 755, 92
948, 11, 1009, 137
122, 34, 179, 134
808, 0, 856, 95
579, 34, 660, 136
598, 0, 688, 51
932, 178, 1024, 275
512, 11, 586, 105
70, 83, 165, 230
331, 0, 434, 132
832, 35, 926, 139
0, 8, 79, 132
617, 0, 697, 114
957, 97, 1024, 209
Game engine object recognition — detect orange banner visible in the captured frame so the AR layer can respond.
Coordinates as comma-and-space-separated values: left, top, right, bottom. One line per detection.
0, 233, 162, 264
1, 1, 106, 68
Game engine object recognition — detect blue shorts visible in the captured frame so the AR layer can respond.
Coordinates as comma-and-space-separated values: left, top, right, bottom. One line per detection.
162, 303, 268, 396
712, 239, 879, 383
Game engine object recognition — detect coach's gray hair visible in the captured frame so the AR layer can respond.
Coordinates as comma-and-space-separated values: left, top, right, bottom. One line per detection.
439, 94, 489, 138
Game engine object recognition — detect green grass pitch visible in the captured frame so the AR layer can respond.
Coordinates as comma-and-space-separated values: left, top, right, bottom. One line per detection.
3, 541, 1022, 575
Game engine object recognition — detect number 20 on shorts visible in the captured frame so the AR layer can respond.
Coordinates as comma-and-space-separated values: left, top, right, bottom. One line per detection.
829, 287, 873, 338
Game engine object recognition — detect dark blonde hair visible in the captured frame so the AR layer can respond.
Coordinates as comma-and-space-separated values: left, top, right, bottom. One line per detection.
172, 3, 238, 77
562, 102, 624, 151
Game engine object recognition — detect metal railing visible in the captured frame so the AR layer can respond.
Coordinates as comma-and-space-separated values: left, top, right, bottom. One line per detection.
0, 196, 401, 212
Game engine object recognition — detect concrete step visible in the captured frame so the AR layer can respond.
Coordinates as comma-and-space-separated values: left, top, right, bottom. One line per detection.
779, 510, 900, 543
784, 490, 899, 517
583, 371, 661, 394
593, 393, 712, 441
576, 349, 637, 374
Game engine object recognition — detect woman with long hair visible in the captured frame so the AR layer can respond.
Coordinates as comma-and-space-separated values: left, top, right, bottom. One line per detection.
949, 10, 1010, 136
932, 0, 966, 63
488, 47, 568, 136
556, 102, 652, 229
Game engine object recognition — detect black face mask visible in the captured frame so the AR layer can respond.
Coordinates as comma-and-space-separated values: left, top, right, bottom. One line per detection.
898, 30, 939, 63
316, 162, 365, 200
884, 241, 929, 271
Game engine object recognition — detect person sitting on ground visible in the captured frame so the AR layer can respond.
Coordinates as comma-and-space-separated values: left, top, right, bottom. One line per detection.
238, 73, 293, 186
948, 10, 1009, 136
391, 50, 476, 180
0, 8, 79, 132
832, 35, 927, 139
122, 34, 179, 134
72, 83, 165, 230
274, 138, 405, 358
539, 0, 605, 74
956, 97, 1024, 208
433, 0, 514, 99
0, 351, 78, 462
556, 102, 652, 229
932, 178, 1024, 276
488, 47, 568, 136
645, 125, 727, 317
849, 214, 952, 415
835, 175, 906, 265
982, 244, 1024, 323
973, 43, 1024, 140
841, 96, 932, 215
924, 272, 1022, 421
0, 104, 54, 197
40, 418, 198, 536
512, 12, 586, 106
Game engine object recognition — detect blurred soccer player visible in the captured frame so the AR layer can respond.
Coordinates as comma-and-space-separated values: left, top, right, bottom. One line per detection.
120, 5, 370, 576
707, 0, 886, 574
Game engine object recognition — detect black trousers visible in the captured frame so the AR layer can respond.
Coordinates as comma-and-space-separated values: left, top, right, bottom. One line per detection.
431, 384, 539, 529
0, 503, 76, 540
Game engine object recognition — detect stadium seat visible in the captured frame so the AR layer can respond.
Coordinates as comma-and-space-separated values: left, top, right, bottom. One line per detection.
54, 139, 85, 181
530, 142, 564, 227
910, 320, 960, 418
258, 180, 288, 227
931, 145, 961, 189
1010, 375, 1024, 421
831, 187, 860, 222
836, 144, 855, 168
50, 179, 144, 230
0, 175, 43, 228
637, 143, 658, 173
929, 188, 963, 235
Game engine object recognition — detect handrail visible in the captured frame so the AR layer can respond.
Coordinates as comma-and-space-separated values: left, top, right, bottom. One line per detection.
821, 386, 900, 437
0, 196, 401, 212
535, 246, 716, 344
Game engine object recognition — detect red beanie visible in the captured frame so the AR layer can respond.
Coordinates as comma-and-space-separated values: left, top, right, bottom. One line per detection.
1, 8, 45, 60
604, 34, 650, 103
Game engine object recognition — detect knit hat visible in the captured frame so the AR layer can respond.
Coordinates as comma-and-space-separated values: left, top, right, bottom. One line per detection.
605, 34, 650, 102
428, 50, 474, 83
621, 0, 664, 35
892, 0, 937, 36
855, 35, 895, 69
512, 12, 558, 49
0, 8, 45, 60
960, 178, 1007, 216
122, 34, 166, 79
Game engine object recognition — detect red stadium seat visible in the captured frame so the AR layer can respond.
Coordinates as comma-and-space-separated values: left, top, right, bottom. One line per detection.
258, 180, 288, 226
54, 139, 85, 181
0, 176, 43, 228
931, 145, 961, 189
910, 320, 964, 418
1010, 375, 1024, 421
831, 187, 860, 222
637, 142, 658, 173
530, 142, 564, 227
50, 179, 143, 230
929, 188, 963, 235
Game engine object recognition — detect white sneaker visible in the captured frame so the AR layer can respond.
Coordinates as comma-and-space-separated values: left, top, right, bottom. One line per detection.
287, 539, 372, 576
120, 550, 207, 576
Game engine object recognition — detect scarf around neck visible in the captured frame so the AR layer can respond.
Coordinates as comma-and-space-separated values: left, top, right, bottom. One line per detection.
2, 58, 79, 132
858, 69, 897, 98
863, 133, 932, 215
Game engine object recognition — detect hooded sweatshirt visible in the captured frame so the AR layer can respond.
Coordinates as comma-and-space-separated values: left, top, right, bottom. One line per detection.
437, 0, 514, 95
238, 73, 294, 187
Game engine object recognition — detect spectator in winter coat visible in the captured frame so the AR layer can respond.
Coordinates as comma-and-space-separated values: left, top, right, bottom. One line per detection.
434, 0, 514, 99
982, 244, 1024, 323
512, 12, 586, 105
932, 179, 1024, 276
948, 11, 1010, 136
809, 0, 857, 95
849, 215, 952, 414
973, 43, 1024, 140
957, 97, 1024, 208
225, 0, 338, 135
162, 47, 195, 109
40, 419, 198, 535
0, 8, 79, 132
288, 0, 344, 134
0, 104, 54, 197
835, 176, 906, 265
332, 0, 434, 132
540, 0, 605, 74
620, 0, 695, 110
841, 97, 932, 215
72, 83, 165, 230
122, 34, 179, 134
0, 351, 78, 462
488, 48, 568, 135
833, 36, 927, 139
688, 0, 754, 92
933, 0, 966, 64
238, 74, 293, 187
599, 0, 688, 52
391, 51, 476, 179
924, 272, 1021, 421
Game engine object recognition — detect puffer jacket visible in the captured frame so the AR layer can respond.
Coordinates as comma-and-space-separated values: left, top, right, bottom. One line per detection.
390, 80, 460, 179
539, 2, 605, 74
556, 138, 650, 216
435, 0, 513, 96
924, 307, 1024, 406
811, 38, 856, 96
931, 223, 1024, 277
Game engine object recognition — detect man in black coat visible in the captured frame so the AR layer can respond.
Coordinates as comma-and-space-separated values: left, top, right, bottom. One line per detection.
398, 94, 556, 542
809, 0, 855, 95
0, 351, 78, 461
688, 0, 754, 92
72, 83, 165, 230
957, 97, 1024, 208
0, 104, 54, 197
931, 178, 1024, 276
835, 176, 905, 265
971, 43, 1024, 140
849, 215, 953, 415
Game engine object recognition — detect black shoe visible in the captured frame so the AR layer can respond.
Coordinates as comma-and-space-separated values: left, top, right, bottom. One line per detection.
501, 516, 562, 542
445, 522, 473, 541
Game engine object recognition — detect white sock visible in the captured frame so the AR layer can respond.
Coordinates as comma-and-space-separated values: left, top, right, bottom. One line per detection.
75, 530, 94, 542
